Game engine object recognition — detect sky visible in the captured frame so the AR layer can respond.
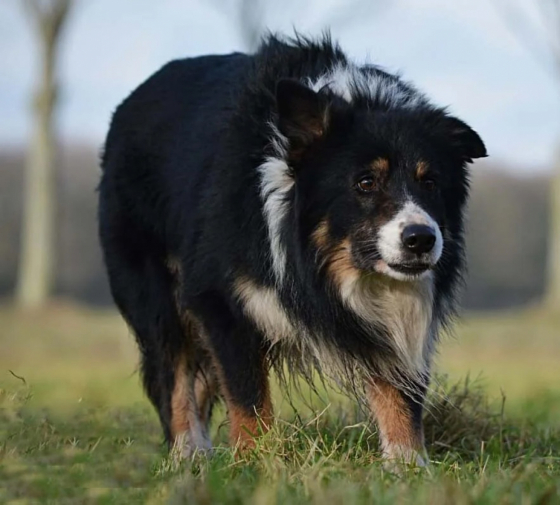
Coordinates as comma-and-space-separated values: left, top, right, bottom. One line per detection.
0, 0, 559, 173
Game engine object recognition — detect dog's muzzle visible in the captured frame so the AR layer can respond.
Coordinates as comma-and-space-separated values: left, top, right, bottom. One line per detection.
375, 202, 443, 281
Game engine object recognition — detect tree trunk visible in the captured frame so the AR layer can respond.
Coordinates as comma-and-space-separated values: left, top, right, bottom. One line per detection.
546, 150, 560, 311
16, 38, 58, 309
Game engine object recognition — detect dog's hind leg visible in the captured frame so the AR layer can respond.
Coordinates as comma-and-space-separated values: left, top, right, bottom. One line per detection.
100, 223, 217, 456
169, 351, 217, 458
169, 322, 219, 458
102, 244, 186, 445
166, 262, 219, 458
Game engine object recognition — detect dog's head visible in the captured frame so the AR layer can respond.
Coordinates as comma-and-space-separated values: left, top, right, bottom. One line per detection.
273, 77, 486, 284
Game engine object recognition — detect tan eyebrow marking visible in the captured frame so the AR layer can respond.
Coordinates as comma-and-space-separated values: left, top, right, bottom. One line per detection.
415, 161, 429, 179
370, 158, 389, 173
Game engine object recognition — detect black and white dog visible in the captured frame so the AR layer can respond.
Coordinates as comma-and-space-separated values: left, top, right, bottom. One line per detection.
98, 35, 486, 466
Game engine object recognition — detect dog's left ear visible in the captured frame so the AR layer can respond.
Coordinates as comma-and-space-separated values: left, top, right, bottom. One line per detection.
276, 79, 330, 151
440, 116, 487, 162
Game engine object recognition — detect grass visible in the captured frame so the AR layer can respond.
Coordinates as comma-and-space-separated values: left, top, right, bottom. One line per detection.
0, 302, 559, 503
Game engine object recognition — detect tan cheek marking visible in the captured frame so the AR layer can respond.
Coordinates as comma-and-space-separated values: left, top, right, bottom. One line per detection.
326, 237, 361, 290
312, 219, 330, 253
367, 379, 423, 453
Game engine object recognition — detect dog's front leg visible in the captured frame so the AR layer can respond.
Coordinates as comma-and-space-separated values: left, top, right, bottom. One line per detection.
194, 296, 273, 452
366, 377, 428, 468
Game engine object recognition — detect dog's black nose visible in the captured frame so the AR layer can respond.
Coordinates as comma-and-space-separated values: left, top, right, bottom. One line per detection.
402, 224, 436, 255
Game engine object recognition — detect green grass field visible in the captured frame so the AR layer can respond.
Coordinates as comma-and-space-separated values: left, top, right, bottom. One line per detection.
0, 303, 559, 504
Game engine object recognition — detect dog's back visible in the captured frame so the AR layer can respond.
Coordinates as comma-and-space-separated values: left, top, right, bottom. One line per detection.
100, 53, 249, 249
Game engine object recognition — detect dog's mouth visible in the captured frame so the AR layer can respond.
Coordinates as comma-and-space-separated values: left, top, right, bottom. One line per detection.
372, 259, 434, 281
388, 263, 432, 275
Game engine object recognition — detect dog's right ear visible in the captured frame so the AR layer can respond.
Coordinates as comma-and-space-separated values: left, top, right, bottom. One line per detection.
276, 79, 330, 151
438, 116, 488, 163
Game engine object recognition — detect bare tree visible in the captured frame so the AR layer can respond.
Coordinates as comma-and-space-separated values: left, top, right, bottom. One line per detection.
496, 0, 560, 310
16, 0, 73, 308
540, 1, 560, 311
550, 145, 560, 310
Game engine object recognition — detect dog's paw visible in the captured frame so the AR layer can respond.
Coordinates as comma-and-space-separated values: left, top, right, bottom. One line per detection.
171, 431, 213, 466
382, 444, 429, 474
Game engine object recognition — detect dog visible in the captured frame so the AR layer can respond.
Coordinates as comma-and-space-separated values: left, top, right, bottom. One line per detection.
98, 34, 486, 466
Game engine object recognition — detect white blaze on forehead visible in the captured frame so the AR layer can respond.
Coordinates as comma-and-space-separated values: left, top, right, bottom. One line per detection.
308, 64, 354, 102
377, 201, 443, 266
307, 63, 428, 109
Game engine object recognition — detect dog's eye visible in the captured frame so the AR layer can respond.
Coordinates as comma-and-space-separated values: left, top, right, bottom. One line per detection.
422, 178, 437, 191
356, 177, 375, 193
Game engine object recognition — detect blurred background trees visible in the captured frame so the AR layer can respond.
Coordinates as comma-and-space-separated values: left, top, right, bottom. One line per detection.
541, 0, 560, 310
15, 0, 73, 308
0, 0, 558, 312
495, 0, 560, 311
0, 149, 551, 310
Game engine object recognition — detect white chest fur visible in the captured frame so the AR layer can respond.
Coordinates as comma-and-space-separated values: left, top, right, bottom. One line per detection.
341, 274, 435, 375
234, 275, 434, 377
